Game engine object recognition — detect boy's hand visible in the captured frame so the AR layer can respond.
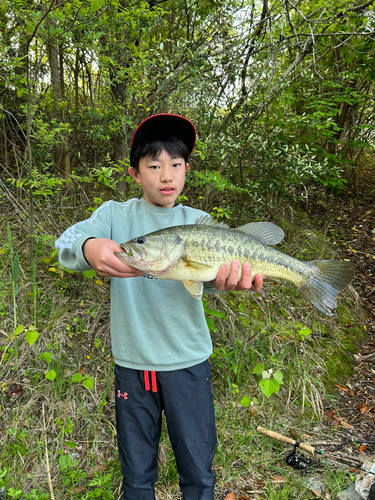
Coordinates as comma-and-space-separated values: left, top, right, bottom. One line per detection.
83, 238, 143, 278
211, 261, 263, 292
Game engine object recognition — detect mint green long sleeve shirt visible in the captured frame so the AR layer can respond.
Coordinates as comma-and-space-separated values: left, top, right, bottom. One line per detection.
55, 198, 217, 371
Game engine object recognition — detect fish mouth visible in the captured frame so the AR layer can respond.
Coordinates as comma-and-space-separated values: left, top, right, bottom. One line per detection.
119, 242, 177, 276
119, 240, 181, 277
120, 243, 146, 264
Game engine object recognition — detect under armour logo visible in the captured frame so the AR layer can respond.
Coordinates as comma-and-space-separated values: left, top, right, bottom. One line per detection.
117, 390, 128, 400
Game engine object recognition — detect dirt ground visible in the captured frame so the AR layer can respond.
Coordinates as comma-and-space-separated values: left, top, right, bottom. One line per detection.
308, 175, 375, 454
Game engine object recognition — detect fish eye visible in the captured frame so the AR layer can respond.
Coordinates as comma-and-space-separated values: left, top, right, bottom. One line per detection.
137, 237, 146, 244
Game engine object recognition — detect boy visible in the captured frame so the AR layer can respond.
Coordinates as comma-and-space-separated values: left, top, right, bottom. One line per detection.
55, 114, 263, 500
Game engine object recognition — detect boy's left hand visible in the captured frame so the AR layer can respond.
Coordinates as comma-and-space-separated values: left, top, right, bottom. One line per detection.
211, 260, 263, 292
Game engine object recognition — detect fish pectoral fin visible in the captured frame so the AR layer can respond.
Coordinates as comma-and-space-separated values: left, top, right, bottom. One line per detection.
181, 257, 213, 270
183, 280, 204, 300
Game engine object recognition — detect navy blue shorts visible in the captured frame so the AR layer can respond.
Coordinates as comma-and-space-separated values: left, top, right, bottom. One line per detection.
115, 360, 217, 500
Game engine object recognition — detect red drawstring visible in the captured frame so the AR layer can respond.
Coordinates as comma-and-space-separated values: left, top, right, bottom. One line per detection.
151, 371, 157, 393
144, 371, 157, 392
144, 370, 150, 391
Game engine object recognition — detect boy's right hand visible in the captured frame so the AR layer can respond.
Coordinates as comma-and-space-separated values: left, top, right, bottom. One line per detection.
83, 238, 143, 278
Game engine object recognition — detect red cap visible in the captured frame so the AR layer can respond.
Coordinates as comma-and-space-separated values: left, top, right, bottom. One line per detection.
130, 113, 196, 164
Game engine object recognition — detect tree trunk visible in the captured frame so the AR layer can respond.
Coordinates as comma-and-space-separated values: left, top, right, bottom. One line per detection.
109, 0, 131, 192
46, 0, 71, 177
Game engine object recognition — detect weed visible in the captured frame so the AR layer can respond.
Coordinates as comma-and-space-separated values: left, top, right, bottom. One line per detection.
23, 490, 50, 500
86, 472, 115, 499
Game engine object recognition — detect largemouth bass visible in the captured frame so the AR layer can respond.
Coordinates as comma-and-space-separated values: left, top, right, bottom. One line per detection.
115, 216, 355, 316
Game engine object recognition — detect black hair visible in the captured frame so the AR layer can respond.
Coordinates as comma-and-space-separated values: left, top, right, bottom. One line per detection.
131, 136, 190, 171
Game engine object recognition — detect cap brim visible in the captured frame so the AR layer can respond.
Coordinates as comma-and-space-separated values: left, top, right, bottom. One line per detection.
130, 114, 196, 164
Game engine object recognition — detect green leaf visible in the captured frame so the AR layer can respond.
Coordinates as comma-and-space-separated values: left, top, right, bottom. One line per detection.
11, 252, 19, 283
91, 0, 105, 13
26, 329, 39, 346
206, 309, 226, 318
71, 373, 84, 383
17, 89, 23, 98
253, 362, 265, 375
82, 375, 94, 390
298, 327, 312, 338
205, 317, 214, 331
240, 395, 251, 407
37, 352, 52, 363
65, 441, 77, 449
259, 378, 280, 398
45, 369, 56, 381
83, 269, 95, 279
13, 325, 25, 336
273, 370, 284, 384
59, 453, 72, 470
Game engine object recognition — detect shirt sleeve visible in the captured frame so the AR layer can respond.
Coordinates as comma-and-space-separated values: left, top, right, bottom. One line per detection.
55, 201, 113, 271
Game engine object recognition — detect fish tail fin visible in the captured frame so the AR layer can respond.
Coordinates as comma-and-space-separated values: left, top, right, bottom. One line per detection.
300, 260, 355, 316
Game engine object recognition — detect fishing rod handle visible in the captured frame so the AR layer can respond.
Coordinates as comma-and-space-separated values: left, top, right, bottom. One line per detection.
256, 426, 315, 456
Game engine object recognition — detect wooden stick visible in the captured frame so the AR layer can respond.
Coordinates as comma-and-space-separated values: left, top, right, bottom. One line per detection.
43, 403, 55, 500
256, 426, 316, 456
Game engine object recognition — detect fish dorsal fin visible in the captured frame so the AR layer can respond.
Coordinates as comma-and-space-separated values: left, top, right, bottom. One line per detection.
195, 215, 229, 229
183, 280, 204, 300
236, 222, 284, 245
182, 257, 213, 270
194, 215, 284, 245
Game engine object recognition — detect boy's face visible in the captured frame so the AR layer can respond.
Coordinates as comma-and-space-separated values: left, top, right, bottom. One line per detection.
128, 150, 189, 208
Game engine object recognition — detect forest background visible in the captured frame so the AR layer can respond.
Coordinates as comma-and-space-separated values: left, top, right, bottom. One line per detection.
0, 0, 375, 499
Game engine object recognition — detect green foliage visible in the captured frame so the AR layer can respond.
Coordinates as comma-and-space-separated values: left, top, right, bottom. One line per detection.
297, 325, 312, 340
1, 0, 373, 208
6, 487, 23, 499
202, 298, 226, 332
71, 372, 95, 390
23, 491, 50, 500
252, 362, 284, 398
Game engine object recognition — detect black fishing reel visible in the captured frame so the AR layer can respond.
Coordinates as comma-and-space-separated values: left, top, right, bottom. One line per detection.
286, 444, 313, 473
